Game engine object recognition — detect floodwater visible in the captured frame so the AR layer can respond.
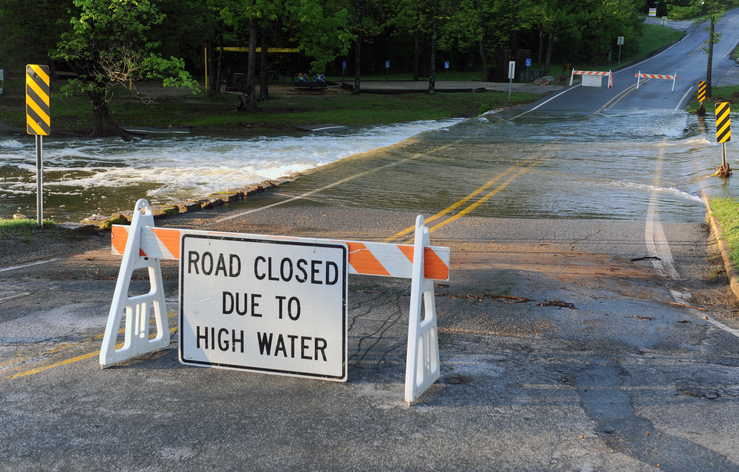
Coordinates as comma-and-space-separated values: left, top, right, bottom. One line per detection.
255, 109, 730, 224
0, 120, 459, 221
0, 109, 734, 223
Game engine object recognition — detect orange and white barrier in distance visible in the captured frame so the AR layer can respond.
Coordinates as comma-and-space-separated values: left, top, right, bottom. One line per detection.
635, 70, 677, 92
569, 69, 613, 88
103, 199, 451, 404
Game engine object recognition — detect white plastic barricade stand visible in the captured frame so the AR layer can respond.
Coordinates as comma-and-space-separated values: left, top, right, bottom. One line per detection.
405, 216, 440, 404
635, 71, 677, 91
100, 199, 170, 367
102, 200, 451, 403
569, 70, 613, 88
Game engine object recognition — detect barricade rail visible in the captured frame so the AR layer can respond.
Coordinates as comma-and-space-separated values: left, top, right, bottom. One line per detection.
101, 199, 450, 404
635, 71, 677, 91
569, 69, 613, 88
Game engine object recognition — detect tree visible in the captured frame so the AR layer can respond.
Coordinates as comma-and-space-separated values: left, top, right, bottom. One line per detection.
389, 0, 433, 81
53, 0, 197, 141
670, 0, 726, 97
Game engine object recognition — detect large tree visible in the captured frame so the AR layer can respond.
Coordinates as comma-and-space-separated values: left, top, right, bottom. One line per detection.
670, 0, 726, 97
53, 0, 197, 141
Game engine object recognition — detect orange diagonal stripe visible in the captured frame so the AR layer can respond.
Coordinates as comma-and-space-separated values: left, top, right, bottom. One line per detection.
111, 225, 129, 255
424, 247, 449, 280
347, 242, 390, 276
152, 227, 182, 259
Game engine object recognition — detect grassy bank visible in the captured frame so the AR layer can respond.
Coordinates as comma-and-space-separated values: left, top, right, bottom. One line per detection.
0, 75, 540, 134
0, 219, 60, 243
710, 197, 739, 267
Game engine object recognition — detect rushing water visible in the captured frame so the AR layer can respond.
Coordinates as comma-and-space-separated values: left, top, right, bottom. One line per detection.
0, 110, 735, 223
0, 120, 460, 221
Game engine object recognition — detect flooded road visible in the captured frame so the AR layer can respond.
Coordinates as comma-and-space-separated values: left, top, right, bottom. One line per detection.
243, 109, 722, 228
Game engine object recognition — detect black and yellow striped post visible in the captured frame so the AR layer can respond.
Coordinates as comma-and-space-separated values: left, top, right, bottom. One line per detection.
715, 102, 731, 176
698, 81, 706, 103
25, 64, 50, 227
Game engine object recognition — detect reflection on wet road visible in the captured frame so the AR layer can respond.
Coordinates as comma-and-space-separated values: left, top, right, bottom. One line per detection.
268, 110, 715, 229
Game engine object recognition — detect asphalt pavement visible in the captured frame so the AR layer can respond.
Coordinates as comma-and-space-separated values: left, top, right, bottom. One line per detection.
3, 17, 739, 471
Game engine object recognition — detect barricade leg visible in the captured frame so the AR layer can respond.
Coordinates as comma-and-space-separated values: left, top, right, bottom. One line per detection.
100, 199, 170, 367
405, 215, 441, 404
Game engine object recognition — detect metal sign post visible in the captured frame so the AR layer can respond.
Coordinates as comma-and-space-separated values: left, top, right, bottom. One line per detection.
715, 102, 732, 176
508, 61, 515, 100
445, 61, 449, 81
25, 64, 51, 227
617, 36, 624, 67
342, 61, 346, 84
385, 60, 390, 81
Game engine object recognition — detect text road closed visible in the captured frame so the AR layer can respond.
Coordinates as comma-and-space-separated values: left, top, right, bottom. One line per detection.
179, 234, 348, 381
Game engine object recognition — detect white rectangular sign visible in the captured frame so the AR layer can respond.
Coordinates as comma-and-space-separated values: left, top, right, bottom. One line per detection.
508, 61, 516, 79
179, 234, 348, 381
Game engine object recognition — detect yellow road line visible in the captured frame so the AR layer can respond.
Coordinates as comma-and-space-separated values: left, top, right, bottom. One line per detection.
383, 149, 551, 242
596, 81, 642, 113
688, 45, 704, 56
1, 313, 179, 383
425, 156, 547, 237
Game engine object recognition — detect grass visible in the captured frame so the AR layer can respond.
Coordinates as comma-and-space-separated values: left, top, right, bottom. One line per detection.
0, 76, 540, 133
0, 219, 59, 243
0, 23, 684, 134
710, 197, 739, 267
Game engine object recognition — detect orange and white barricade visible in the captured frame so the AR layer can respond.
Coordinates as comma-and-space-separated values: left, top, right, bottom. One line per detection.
101, 199, 450, 404
569, 69, 613, 88
635, 71, 677, 92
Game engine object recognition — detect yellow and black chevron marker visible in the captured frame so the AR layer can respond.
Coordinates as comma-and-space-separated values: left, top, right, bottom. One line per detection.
698, 81, 706, 102
26, 64, 50, 136
715, 102, 731, 143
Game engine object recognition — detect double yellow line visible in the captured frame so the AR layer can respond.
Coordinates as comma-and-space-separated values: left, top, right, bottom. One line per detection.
384, 147, 553, 243
0, 312, 179, 383
386, 75, 649, 244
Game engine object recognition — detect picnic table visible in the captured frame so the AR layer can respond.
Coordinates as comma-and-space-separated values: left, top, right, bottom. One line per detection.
294, 81, 327, 91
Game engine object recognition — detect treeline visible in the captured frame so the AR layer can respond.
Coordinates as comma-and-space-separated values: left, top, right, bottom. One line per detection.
2, 0, 655, 81
0, 0, 664, 139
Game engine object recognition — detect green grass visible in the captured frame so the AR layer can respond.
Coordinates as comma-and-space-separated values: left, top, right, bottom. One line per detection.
0, 219, 58, 243
0, 76, 541, 132
710, 197, 739, 267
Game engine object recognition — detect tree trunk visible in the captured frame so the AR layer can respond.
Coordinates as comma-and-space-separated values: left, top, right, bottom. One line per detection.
707, 18, 714, 97
414, 27, 420, 81
215, 28, 223, 97
544, 30, 554, 76
88, 90, 132, 142
478, 0, 489, 82
259, 25, 269, 101
245, 15, 258, 112
479, 40, 489, 81
428, 0, 439, 94
353, 0, 364, 95
537, 24, 544, 69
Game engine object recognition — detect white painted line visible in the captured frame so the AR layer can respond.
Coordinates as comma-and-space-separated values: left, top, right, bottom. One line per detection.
675, 86, 693, 111
615, 34, 691, 74
725, 37, 739, 57
0, 258, 59, 273
645, 148, 681, 280
0, 292, 31, 303
510, 85, 582, 120
703, 316, 739, 337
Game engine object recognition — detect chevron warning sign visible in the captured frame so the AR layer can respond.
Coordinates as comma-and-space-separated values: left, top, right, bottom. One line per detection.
698, 81, 706, 103
715, 102, 731, 143
26, 64, 50, 136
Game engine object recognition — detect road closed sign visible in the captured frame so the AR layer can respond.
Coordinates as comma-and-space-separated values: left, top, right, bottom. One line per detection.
179, 234, 348, 381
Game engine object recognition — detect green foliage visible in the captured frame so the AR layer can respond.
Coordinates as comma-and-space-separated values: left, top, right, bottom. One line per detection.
710, 197, 739, 267
53, 0, 198, 99
0, 220, 57, 243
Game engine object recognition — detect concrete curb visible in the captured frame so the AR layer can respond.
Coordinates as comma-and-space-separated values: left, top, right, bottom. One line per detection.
706, 199, 739, 301
78, 177, 291, 230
